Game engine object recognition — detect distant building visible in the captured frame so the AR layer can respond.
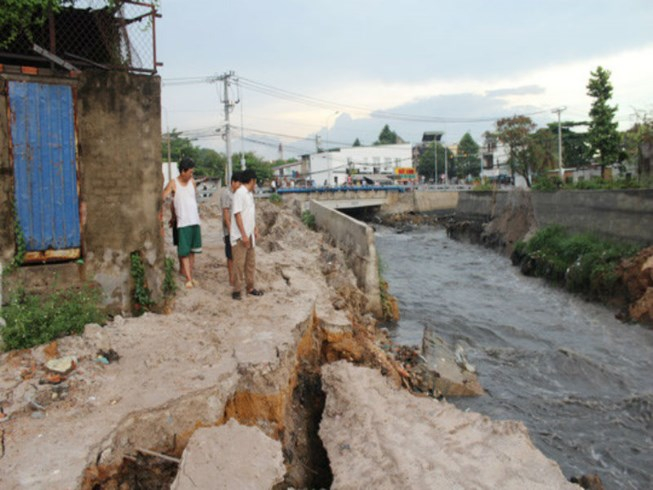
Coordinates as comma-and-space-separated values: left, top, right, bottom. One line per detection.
162, 162, 179, 187
272, 159, 309, 185
307, 144, 413, 186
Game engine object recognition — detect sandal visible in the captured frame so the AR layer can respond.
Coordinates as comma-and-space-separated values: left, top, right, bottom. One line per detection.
247, 288, 264, 296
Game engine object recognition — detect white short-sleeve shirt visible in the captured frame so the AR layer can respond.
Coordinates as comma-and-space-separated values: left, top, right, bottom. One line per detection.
230, 186, 255, 245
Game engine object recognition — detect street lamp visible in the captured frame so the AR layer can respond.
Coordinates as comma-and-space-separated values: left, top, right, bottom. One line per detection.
422, 131, 443, 185
325, 111, 339, 186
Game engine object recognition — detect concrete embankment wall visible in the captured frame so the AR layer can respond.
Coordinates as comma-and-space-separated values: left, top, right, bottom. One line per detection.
309, 200, 382, 317
455, 189, 653, 246
382, 191, 459, 214
531, 189, 653, 245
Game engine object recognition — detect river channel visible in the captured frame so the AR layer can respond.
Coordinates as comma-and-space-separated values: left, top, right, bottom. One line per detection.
375, 226, 653, 490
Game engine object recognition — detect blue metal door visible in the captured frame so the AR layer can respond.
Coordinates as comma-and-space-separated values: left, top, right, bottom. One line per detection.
8, 81, 80, 261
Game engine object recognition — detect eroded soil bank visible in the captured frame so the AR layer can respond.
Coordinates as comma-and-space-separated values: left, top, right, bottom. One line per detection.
0, 196, 586, 489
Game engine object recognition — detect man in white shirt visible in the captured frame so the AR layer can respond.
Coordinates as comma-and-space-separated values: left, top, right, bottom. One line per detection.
230, 169, 263, 300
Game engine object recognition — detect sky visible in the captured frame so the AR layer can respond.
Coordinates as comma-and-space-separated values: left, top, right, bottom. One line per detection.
155, 0, 653, 160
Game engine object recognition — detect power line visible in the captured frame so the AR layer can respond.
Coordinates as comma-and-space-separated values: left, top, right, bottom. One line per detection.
162, 73, 550, 124
236, 76, 549, 123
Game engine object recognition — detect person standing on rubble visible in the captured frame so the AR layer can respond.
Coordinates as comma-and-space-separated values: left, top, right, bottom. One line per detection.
162, 157, 202, 288
230, 169, 263, 300
221, 171, 241, 286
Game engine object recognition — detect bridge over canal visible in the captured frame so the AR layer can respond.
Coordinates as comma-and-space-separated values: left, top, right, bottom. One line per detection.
276, 185, 461, 212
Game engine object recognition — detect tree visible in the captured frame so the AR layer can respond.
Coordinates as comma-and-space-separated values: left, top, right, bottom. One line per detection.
353, 138, 362, 147
374, 125, 404, 145
587, 66, 621, 175
161, 130, 198, 163
622, 111, 653, 177
527, 128, 556, 178
0, 0, 62, 49
546, 121, 591, 169
417, 143, 454, 183
455, 133, 481, 178
495, 115, 536, 186
232, 152, 274, 182
0, 1, 160, 49
194, 148, 225, 179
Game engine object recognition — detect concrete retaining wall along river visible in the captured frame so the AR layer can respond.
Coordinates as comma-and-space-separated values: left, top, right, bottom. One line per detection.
455, 189, 653, 246
531, 189, 653, 245
309, 200, 382, 317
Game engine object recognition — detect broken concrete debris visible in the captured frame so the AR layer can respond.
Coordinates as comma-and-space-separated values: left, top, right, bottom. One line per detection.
171, 419, 285, 490
45, 356, 77, 375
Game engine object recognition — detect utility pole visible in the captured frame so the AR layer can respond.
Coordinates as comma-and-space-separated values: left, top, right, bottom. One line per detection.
444, 141, 448, 185
209, 71, 237, 184
434, 142, 437, 184
552, 106, 566, 180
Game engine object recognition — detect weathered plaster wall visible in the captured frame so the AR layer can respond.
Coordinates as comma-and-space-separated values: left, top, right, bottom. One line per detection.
0, 71, 163, 311
309, 200, 382, 317
77, 71, 163, 310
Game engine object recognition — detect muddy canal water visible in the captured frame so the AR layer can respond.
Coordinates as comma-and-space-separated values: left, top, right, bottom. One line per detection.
375, 226, 653, 490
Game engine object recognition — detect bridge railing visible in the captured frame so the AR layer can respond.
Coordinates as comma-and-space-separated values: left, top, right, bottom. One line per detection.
276, 185, 406, 194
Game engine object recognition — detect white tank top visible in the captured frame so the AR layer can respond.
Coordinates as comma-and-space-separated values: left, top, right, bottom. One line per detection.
173, 177, 200, 227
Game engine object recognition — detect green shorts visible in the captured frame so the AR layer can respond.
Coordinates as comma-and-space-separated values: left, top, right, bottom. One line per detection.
177, 225, 202, 257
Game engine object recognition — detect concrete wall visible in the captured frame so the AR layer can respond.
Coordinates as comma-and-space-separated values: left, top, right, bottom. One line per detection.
531, 189, 653, 245
455, 189, 653, 246
381, 191, 459, 214
0, 70, 163, 312
308, 200, 382, 317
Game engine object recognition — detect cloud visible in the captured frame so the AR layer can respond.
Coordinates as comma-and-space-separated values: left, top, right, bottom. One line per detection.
486, 85, 546, 98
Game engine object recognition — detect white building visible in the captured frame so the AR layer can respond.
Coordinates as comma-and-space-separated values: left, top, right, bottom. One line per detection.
162, 161, 179, 188
308, 144, 413, 186
480, 143, 531, 187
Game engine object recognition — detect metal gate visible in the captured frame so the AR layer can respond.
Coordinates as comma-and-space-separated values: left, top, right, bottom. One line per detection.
8, 80, 81, 262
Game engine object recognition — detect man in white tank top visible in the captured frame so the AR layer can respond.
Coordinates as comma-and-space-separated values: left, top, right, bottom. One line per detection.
162, 157, 202, 288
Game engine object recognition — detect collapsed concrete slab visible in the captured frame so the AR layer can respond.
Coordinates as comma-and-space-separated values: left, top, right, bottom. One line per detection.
171, 419, 284, 490
320, 361, 579, 490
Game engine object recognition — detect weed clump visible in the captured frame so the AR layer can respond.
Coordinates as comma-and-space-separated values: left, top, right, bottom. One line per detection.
1, 286, 107, 351
269, 193, 283, 205
301, 210, 317, 231
130, 252, 154, 316
162, 257, 178, 298
512, 225, 639, 300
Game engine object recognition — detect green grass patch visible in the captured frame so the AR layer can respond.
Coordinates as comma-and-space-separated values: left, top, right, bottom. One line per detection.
162, 256, 178, 298
268, 193, 283, 205
130, 252, 154, 316
1, 286, 107, 352
513, 225, 639, 298
472, 182, 495, 191
532, 176, 653, 191
301, 210, 316, 230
